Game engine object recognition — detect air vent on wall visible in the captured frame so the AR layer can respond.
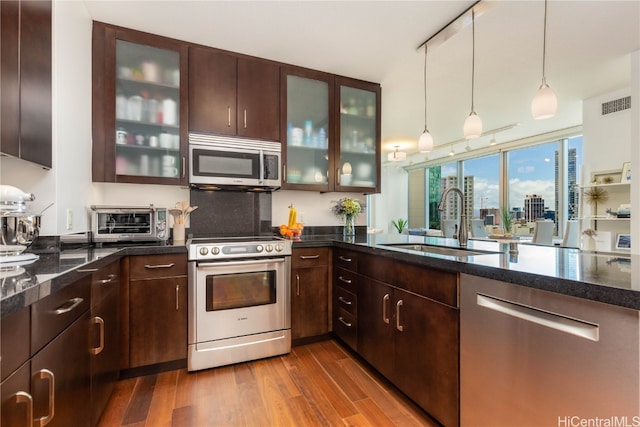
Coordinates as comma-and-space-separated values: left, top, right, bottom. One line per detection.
601, 96, 631, 115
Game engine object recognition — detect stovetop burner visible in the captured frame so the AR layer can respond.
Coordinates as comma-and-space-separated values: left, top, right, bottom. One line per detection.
187, 235, 291, 261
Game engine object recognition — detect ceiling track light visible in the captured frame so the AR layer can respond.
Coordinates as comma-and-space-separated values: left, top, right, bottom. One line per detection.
418, 45, 434, 153
388, 145, 407, 162
532, 0, 558, 120
463, 9, 482, 139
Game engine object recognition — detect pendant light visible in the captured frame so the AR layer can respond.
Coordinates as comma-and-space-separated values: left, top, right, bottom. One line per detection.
388, 145, 407, 162
463, 9, 482, 139
449, 144, 455, 156
531, 0, 558, 120
418, 44, 434, 152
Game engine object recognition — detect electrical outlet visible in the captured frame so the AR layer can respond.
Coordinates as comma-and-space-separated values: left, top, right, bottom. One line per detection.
66, 209, 73, 230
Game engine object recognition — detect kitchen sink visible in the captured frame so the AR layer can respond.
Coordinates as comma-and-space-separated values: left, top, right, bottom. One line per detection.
381, 243, 501, 257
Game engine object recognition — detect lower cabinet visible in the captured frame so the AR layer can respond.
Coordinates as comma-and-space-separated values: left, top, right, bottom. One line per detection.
127, 254, 188, 368
290, 247, 330, 341
355, 251, 460, 427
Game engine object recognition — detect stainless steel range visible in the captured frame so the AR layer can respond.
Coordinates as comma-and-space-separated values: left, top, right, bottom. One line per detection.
187, 236, 292, 371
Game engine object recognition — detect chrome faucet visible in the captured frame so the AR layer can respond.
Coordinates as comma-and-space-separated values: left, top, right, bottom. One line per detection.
438, 186, 468, 248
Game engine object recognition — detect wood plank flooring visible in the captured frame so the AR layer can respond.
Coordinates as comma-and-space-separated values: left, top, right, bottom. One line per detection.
97, 339, 440, 427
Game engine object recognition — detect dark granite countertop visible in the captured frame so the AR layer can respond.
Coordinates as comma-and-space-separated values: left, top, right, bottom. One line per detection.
1, 240, 186, 319
292, 232, 640, 311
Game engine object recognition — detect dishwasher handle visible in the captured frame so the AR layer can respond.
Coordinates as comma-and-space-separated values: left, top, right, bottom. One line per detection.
477, 293, 599, 342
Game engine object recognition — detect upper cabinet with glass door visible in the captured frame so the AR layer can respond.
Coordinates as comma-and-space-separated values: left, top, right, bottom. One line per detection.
335, 77, 381, 193
281, 68, 334, 191
92, 23, 188, 185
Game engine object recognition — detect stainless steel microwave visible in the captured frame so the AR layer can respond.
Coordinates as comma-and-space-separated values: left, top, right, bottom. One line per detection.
188, 133, 281, 191
90, 205, 168, 243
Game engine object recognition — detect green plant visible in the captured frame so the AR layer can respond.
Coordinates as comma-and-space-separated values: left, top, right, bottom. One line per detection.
392, 218, 408, 233
500, 207, 512, 233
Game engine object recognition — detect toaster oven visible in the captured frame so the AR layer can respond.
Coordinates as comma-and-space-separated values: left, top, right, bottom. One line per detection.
90, 205, 168, 243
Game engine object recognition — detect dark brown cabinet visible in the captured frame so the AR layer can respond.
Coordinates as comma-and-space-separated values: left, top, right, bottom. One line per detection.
290, 247, 330, 341
0, 0, 52, 168
92, 22, 189, 185
127, 254, 188, 368
281, 69, 381, 193
356, 252, 460, 427
88, 261, 120, 426
189, 47, 280, 141
332, 248, 359, 350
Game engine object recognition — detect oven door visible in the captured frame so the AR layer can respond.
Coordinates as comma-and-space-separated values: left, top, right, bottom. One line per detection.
189, 257, 290, 344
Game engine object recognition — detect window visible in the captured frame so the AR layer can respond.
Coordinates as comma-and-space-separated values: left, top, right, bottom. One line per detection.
409, 136, 583, 238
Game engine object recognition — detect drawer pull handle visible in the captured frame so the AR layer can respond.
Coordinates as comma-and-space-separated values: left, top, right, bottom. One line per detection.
33, 369, 54, 427
8, 391, 33, 427
382, 293, 390, 324
299, 255, 320, 260
396, 300, 404, 332
338, 316, 352, 327
98, 274, 116, 284
338, 296, 352, 306
76, 268, 98, 273
90, 316, 105, 355
144, 263, 175, 269
52, 297, 83, 315
338, 276, 352, 285
338, 256, 352, 262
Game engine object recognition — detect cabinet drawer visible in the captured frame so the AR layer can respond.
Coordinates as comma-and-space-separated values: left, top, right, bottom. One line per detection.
129, 253, 187, 280
31, 275, 91, 356
334, 267, 358, 293
291, 247, 330, 269
1, 307, 30, 382
334, 249, 358, 272
335, 287, 357, 316
334, 308, 357, 350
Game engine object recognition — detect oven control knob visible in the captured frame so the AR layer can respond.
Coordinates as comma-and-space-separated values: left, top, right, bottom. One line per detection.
211, 247, 220, 255
256, 245, 264, 253
275, 243, 284, 252
265, 244, 273, 252
199, 247, 209, 256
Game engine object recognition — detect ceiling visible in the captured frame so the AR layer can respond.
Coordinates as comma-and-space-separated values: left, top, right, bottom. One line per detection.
84, 1, 640, 160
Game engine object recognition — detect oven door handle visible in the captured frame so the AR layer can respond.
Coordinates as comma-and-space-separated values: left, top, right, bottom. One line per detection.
196, 258, 286, 268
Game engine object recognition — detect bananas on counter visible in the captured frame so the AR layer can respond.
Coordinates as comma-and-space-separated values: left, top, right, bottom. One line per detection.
281, 204, 303, 238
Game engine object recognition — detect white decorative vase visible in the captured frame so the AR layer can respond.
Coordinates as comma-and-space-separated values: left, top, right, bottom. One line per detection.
582, 235, 596, 251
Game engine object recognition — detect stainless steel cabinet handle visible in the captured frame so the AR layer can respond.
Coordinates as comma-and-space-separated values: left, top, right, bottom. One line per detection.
33, 369, 55, 427
97, 274, 116, 285
338, 296, 352, 306
338, 316, 352, 327
181, 156, 186, 179
477, 293, 599, 341
227, 106, 231, 127
175, 285, 180, 311
8, 391, 33, 427
336, 167, 340, 186
90, 316, 105, 355
299, 255, 320, 260
338, 276, 352, 284
382, 294, 390, 324
144, 263, 175, 269
243, 109, 247, 128
296, 274, 300, 297
52, 297, 83, 315
338, 256, 352, 262
76, 268, 98, 273
396, 300, 404, 332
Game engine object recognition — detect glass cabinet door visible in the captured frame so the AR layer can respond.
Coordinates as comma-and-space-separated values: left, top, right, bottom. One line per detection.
283, 70, 333, 190
336, 79, 380, 192
114, 40, 182, 180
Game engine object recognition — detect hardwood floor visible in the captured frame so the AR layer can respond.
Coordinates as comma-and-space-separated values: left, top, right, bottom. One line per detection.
97, 339, 440, 427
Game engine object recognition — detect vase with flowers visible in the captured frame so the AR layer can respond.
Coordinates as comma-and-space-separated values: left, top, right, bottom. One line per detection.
332, 197, 363, 237
582, 228, 597, 251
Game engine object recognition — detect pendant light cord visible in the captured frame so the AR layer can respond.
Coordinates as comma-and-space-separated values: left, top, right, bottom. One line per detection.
423, 45, 428, 131
470, 9, 476, 113
541, 0, 548, 84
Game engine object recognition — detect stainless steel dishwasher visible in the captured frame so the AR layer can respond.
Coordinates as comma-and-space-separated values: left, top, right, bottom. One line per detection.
460, 273, 639, 426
